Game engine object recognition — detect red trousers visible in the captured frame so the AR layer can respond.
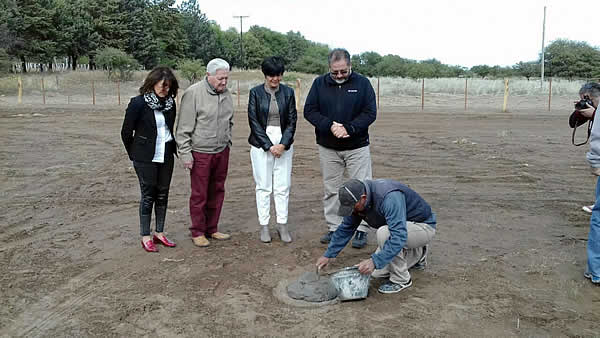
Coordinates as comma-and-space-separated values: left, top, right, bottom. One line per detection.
189, 147, 230, 237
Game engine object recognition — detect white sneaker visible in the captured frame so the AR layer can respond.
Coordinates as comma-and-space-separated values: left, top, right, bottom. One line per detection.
583, 205, 595, 213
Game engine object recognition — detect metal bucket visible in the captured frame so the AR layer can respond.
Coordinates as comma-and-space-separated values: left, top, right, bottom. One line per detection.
330, 266, 370, 301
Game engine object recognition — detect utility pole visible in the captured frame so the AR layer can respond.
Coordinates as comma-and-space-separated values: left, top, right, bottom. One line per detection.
541, 6, 546, 88
233, 15, 249, 69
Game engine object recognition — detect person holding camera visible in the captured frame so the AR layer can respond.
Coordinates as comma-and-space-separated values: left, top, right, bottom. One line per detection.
578, 82, 600, 284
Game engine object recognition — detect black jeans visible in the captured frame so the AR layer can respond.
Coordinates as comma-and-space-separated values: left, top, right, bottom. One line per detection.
133, 155, 174, 236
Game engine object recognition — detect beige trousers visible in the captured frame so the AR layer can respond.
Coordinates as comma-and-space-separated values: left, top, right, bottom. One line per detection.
317, 145, 372, 232
372, 222, 436, 284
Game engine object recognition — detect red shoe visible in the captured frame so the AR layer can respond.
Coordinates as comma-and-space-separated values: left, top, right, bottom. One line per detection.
141, 239, 159, 252
153, 234, 176, 247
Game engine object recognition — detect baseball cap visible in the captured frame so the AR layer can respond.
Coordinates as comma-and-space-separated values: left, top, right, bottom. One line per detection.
337, 179, 366, 216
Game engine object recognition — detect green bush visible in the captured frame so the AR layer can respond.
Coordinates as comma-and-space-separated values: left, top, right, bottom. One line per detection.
95, 47, 140, 81
177, 58, 205, 83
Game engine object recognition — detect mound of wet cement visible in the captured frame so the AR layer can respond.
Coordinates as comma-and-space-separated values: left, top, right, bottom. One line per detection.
286, 271, 338, 302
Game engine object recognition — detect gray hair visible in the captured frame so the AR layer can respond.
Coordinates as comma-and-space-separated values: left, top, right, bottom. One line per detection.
328, 48, 351, 66
206, 58, 230, 75
579, 82, 600, 98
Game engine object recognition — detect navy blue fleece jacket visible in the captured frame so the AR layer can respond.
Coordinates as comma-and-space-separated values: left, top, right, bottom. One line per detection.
303, 71, 376, 151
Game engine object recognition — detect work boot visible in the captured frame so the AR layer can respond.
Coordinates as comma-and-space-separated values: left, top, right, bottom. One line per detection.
260, 225, 271, 243
351, 231, 368, 249
276, 223, 292, 243
210, 232, 231, 240
192, 235, 210, 247
320, 231, 334, 244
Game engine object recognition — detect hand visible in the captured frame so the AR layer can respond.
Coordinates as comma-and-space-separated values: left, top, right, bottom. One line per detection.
269, 144, 285, 158
579, 105, 596, 119
316, 256, 330, 270
356, 258, 375, 275
183, 161, 193, 171
331, 122, 350, 139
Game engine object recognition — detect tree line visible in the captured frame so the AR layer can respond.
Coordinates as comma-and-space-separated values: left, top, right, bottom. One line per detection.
1, 0, 600, 80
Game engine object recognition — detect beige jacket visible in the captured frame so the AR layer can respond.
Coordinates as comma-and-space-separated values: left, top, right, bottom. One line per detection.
176, 78, 234, 162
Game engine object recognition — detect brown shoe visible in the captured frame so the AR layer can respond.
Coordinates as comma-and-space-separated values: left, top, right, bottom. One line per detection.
192, 235, 210, 247
210, 232, 230, 240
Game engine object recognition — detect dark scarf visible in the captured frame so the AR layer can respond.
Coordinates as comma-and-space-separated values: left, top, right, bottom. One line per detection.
143, 92, 174, 113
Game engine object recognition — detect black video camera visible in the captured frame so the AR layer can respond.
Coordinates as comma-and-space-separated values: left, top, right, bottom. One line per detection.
569, 95, 595, 146
575, 95, 594, 110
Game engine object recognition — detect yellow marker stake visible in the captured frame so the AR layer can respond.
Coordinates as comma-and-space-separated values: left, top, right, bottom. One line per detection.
17, 76, 22, 104
502, 78, 509, 112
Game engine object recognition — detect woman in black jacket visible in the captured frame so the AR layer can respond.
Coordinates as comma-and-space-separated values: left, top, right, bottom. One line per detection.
248, 56, 297, 243
121, 67, 179, 252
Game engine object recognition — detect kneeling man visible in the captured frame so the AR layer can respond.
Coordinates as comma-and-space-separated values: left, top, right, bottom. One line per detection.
315, 178, 437, 293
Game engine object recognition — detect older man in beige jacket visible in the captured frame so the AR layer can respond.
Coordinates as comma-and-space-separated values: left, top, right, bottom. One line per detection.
176, 58, 233, 247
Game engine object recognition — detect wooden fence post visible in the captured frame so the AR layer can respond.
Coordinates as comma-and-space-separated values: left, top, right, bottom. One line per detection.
548, 77, 552, 111
421, 78, 425, 111
92, 80, 96, 105
117, 80, 121, 105
464, 77, 468, 111
502, 78, 509, 112
295, 79, 301, 110
377, 77, 380, 110
17, 76, 22, 104
41, 77, 46, 105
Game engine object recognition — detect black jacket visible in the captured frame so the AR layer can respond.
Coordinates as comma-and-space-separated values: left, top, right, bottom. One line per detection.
121, 95, 177, 162
303, 71, 377, 150
247, 83, 297, 150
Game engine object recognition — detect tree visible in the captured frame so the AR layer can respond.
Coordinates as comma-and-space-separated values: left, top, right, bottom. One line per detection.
216, 27, 241, 67
242, 31, 272, 69
406, 62, 436, 79
248, 26, 289, 59
375, 55, 411, 77
177, 58, 205, 83
54, 0, 100, 70
178, 0, 221, 63
0, 48, 12, 73
291, 43, 329, 74
544, 39, 600, 79
95, 47, 139, 80
8, 0, 58, 72
352, 51, 383, 77
145, 0, 188, 67
513, 61, 539, 80
284, 31, 310, 66
470, 65, 492, 78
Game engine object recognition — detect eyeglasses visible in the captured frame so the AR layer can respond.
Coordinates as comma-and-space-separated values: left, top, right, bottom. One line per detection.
330, 68, 350, 76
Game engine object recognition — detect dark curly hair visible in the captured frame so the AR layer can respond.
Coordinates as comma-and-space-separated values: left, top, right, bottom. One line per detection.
139, 66, 179, 97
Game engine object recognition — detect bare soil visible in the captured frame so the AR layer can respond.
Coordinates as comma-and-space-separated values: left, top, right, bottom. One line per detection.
1, 96, 599, 337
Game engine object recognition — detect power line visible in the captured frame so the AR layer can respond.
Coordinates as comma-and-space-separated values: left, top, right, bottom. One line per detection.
233, 15, 249, 69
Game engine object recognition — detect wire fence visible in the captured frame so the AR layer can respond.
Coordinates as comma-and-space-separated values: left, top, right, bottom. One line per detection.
0, 71, 587, 113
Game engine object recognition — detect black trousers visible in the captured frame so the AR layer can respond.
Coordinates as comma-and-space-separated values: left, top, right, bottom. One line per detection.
133, 154, 174, 236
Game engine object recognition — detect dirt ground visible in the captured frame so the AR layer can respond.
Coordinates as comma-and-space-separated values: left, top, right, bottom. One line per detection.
1, 94, 599, 337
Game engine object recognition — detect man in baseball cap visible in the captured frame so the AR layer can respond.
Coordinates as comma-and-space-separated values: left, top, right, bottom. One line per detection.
315, 178, 437, 294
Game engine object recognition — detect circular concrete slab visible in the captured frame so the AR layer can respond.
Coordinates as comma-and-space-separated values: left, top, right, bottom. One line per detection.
273, 278, 339, 308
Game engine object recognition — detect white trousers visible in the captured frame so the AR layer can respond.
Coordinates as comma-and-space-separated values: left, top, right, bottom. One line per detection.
250, 126, 294, 226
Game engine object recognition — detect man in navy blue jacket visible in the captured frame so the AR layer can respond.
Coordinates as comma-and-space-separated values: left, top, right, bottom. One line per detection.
304, 48, 377, 249
315, 179, 437, 294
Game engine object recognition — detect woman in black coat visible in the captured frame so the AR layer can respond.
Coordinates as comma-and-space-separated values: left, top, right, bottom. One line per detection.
247, 56, 297, 243
121, 67, 179, 252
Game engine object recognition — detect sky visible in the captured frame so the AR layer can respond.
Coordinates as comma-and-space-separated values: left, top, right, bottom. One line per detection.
182, 0, 600, 68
